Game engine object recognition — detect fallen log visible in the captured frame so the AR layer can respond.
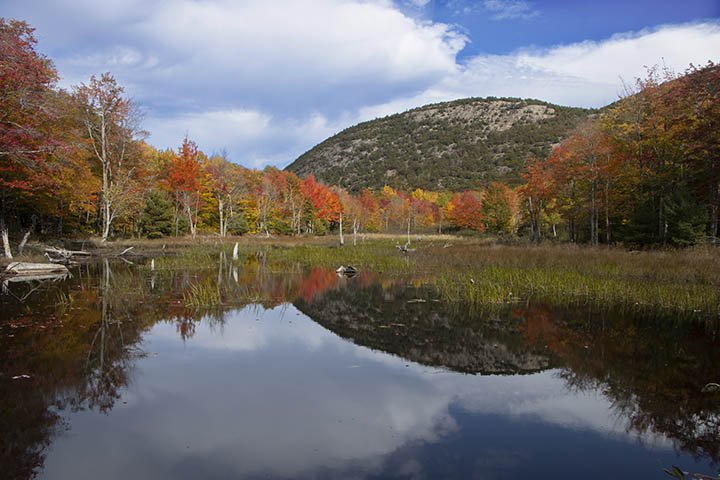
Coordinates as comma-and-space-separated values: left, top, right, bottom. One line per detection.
4, 272, 70, 283
45, 247, 91, 259
5, 262, 69, 276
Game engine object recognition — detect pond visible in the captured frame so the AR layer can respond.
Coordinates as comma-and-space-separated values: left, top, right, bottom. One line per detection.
1, 256, 719, 479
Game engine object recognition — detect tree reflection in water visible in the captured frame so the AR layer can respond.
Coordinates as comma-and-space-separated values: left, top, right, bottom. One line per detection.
516, 305, 720, 466
298, 280, 720, 467
82, 259, 141, 412
0, 257, 718, 478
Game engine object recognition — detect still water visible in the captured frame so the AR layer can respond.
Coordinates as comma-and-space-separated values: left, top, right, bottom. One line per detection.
1, 259, 718, 479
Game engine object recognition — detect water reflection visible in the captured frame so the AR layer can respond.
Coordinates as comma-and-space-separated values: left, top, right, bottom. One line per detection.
294, 281, 557, 374
0, 259, 718, 479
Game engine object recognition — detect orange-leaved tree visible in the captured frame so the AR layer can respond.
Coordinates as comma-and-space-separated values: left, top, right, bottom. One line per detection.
301, 175, 341, 234
520, 155, 554, 242
166, 137, 206, 238
447, 191, 484, 232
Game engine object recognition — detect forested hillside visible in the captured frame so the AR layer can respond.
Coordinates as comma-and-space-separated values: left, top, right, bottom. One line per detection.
286, 98, 591, 191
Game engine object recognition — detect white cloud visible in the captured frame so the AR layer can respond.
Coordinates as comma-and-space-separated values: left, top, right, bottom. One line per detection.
516, 22, 720, 86
140, 0, 464, 81
356, 21, 720, 122
145, 108, 347, 168
146, 20, 720, 168
11, 0, 465, 109
147, 109, 272, 146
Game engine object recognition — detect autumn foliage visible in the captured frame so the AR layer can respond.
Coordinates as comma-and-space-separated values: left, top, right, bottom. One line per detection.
519, 63, 720, 246
1, 17, 719, 250
446, 191, 485, 232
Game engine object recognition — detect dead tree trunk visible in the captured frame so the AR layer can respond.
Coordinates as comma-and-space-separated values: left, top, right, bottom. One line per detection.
218, 198, 225, 237
17, 216, 36, 255
339, 213, 344, 246
1, 219, 12, 259
352, 218, 358, 246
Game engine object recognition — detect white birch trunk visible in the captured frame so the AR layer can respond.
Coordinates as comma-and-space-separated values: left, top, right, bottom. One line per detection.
339, 213, 344, 246
1, 224, 12, 259
218, 198, 225, 237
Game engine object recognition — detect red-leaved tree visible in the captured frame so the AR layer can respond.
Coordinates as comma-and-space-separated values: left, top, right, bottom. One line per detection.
0, 19, 60, 256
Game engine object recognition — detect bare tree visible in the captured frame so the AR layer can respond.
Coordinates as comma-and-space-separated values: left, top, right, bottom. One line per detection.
74, 73, 143, 242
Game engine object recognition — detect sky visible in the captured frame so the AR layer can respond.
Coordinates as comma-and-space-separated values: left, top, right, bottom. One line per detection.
2, 0, 719, 169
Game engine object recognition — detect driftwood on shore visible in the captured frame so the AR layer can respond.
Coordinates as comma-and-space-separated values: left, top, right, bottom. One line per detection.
2, 262, 71, 300
4, 272, 70, 283
5, 262, 70, 276
45, 247, 91, 263
44, 245, 136, 263
395, 241, 416, 253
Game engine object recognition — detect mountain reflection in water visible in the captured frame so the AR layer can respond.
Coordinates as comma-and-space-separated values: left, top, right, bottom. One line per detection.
0, 259, 718, 479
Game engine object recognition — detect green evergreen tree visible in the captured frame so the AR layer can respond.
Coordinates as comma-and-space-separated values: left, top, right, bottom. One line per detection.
227, 213, 249, 236
139, 190, 174, 239
665, 189, 708, 246
618, 187, 707, 247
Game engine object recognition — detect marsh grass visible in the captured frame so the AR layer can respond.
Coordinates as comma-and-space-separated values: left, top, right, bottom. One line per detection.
183, 281, 221, 308
153, 248, 220, 270
54, 290, 73, 307
110, 236, 719, 319
263, 240, 720, 318
424, 244, 720, 318
260, 240, 414, 272
234, 285, 266, 304
435, 266, 718, 318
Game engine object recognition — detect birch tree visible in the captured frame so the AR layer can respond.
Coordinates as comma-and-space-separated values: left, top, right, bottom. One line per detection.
206, 152, 246, 237
74, 73, 143, 242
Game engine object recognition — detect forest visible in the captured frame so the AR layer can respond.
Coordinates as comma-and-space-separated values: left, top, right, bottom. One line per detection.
2, 18, 719, 256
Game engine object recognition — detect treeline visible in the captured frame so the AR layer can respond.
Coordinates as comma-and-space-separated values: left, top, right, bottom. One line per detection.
1, 18, 718, 253
522, 63, 719, 246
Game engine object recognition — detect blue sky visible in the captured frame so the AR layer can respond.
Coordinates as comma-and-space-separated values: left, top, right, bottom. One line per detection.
2, 0, 719, 168
419, 0, 720, 56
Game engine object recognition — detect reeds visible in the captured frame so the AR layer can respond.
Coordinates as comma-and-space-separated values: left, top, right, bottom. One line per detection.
258, 241, 415, 272
183, 281, 221, 308
262, 240, 720, 318
444, 269, 711, 311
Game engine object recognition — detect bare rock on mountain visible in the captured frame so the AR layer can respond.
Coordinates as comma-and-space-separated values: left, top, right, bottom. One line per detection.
286, 97, 591, 191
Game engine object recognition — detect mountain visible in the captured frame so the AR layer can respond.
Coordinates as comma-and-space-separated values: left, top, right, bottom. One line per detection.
286, 97, 592, 192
